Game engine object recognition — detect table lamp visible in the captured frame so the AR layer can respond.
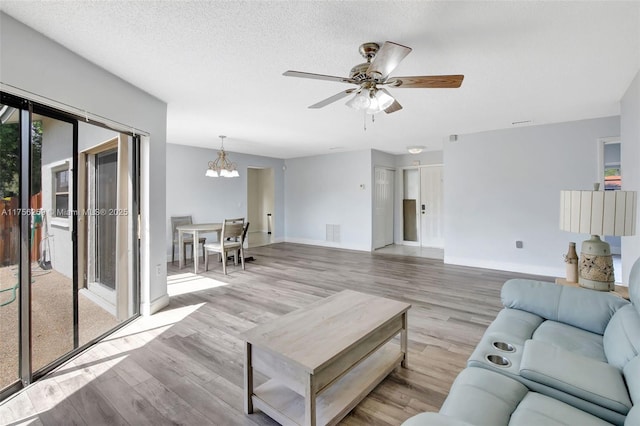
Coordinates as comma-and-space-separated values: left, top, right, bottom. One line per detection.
560, 184, 637, 291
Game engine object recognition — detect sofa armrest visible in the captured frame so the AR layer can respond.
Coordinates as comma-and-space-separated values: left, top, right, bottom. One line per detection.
401, 413, 474, 426
501, 279, 628, 334
520, 339, 632, 414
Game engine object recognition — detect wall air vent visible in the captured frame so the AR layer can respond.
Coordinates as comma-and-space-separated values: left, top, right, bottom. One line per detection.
326, 224, 341, 242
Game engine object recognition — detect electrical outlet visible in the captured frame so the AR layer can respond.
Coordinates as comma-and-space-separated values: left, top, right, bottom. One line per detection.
516, 241, 523, 249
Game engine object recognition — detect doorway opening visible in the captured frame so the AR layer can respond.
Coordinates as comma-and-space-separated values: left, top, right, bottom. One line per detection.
246, 167, 275, 247
598, 137, 623, 282
378, 165, 444, 259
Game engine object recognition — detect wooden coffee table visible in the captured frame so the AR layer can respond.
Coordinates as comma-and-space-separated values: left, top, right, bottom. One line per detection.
242, 290, 411, 426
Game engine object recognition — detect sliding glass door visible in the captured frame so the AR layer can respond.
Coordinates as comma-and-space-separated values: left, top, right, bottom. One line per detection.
0, 103, 21, 391
0, 92, 140, 401
30, 111, 76, 373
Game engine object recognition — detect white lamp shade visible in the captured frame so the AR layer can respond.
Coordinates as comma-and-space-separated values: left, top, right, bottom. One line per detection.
205, 169, 219, 177
560, 190, 637, 236
376, 90, 395, 110
345, 92, 370, 110
365, 90, 395, 114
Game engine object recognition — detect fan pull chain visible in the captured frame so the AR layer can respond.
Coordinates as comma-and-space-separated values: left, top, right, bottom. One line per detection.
363, 111, 367, 131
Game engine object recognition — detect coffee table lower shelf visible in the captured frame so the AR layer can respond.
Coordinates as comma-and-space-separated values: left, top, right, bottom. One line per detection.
252, 343, 402, 426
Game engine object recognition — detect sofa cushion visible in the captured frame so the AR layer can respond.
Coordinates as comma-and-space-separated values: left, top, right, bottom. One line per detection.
509, 393, 614, 426
438, 367, 528, 425
625, 406, 640, 426
502, 279, 628, 334
629, 256, 640, 311
624, 356, 640, 405
520, 340, 632, 414
603, 304, 640, 370
532, 320, 606, 362
401, 412, 474, 426
483, 308, 544, 345
401, 368, 615, 426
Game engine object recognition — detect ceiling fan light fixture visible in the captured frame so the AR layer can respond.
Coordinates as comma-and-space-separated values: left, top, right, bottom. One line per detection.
365, 89, 394, 114
376, 89, 395, 110
283, 41, 463, 117
345, 92, 370, 110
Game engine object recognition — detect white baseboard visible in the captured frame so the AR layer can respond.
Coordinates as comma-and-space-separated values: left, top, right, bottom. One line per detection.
444, 256, 564, 279
284, 237, 370, 252
141, 293, 169, 316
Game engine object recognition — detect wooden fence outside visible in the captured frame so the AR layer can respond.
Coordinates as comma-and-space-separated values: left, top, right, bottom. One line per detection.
0, 193, 42, 266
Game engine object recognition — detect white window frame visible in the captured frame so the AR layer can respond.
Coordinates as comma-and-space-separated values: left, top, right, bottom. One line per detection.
50, 161, 71, 228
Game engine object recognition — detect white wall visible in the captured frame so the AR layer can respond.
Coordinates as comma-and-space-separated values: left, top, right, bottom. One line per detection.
39, 119, 123, 279
444, 117, 620, 277
621, 70, 640, 284
165, 143, 285, 259
1, 13, 168, 315
39, 117, 74, 278
284, 150, 372, 251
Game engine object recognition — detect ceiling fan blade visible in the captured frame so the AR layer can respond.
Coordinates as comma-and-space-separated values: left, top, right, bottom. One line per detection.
283, 70, 354, 84
308, 89, 356, 109
384, 100, 403, 114
366, 41, 412, 80
389, 75, 464, 88
378, 88, 402, 114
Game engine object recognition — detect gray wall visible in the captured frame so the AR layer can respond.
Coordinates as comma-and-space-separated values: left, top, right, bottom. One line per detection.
621, 70, 640, 283
1, 13, 168, 315
444, 116, 620, 277
284, 150, 372, 251
165, 143, 285, 259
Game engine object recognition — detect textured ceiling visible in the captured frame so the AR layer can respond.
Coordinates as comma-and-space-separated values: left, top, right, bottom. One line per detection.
1, 1, 639, 159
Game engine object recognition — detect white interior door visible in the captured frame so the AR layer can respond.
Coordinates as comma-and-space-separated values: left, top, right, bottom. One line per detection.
373, 167, 394, 249
420, 166, 444, 248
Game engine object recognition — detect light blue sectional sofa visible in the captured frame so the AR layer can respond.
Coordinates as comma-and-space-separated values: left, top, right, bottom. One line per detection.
403, 257, 640, 426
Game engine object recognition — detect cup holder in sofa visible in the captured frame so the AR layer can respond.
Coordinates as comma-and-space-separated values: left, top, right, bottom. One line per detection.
486, 354, 511, 367
492, 341, 515, 353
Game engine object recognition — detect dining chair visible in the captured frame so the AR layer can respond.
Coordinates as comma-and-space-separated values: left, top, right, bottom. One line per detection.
170, 215, 206, 265
204, 217, 245, 275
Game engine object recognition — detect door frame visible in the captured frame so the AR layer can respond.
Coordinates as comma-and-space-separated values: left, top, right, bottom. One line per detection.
398, 164, 445, 249
373, 166, 395, 250
0, 90, 141, 403
80, 135, 132, 319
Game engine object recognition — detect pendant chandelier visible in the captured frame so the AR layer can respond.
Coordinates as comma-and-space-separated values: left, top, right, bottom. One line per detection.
205, 135, 239, 178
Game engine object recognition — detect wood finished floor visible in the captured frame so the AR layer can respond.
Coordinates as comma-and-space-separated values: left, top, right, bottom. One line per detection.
0, 243, 552, 426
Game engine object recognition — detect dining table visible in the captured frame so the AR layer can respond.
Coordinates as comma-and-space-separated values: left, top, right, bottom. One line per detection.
176, 222, 222, 273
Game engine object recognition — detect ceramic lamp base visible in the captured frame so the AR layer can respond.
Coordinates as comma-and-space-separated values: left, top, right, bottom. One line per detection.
578, 235, 614, 291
